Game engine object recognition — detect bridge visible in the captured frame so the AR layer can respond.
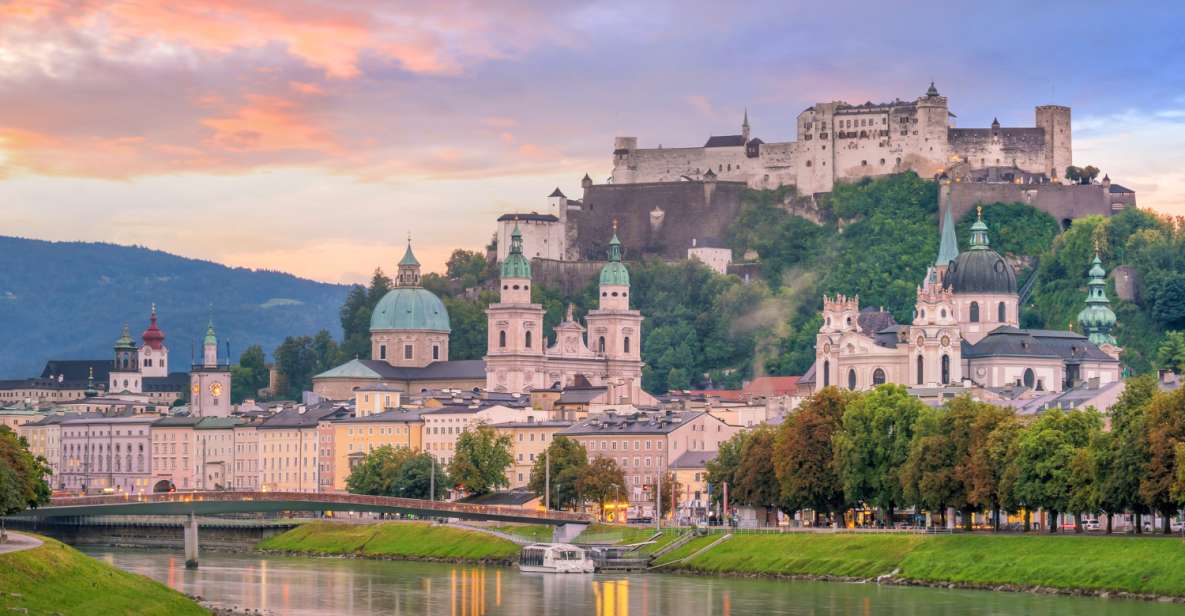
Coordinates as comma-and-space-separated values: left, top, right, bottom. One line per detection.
20, 491, 592, 568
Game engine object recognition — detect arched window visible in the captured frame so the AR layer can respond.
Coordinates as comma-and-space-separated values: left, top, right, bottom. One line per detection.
998, 302, 1006, 322
498, 331, 507, 348
941, 354, 951, 384
823, 360, 830, 387
624, 336, 631, 353
847, 369, 857, 390
598, 337, 606, 353
873, 368, 886, 386
525, 331, 532, 348
1023, 368, 1035, 389
916, 355, 924, 385
433, 345, 440, 360
970, 302, 980, 323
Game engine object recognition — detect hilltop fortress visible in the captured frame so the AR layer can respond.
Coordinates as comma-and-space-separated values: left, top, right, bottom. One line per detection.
610, 83, 1070, 195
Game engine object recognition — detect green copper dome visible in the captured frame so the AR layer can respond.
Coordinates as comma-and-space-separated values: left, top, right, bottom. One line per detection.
599, 231, 630, 286
114, 324, 136, 350
204, 319, 218, 346
1077, 253, 1117, 346
370, 287, 451, 332
501, 223, 532, 280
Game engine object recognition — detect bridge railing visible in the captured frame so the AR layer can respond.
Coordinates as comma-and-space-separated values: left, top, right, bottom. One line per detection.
43, 491, 592, 523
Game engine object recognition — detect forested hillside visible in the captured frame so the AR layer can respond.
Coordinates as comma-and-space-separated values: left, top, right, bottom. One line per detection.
0, 236, 348, 377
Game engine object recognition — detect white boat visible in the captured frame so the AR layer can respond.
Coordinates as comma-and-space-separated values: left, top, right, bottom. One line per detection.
518, 543, 596, 573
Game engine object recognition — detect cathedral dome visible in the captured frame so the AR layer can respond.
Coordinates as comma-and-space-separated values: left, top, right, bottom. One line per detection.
599, 229, 630, 286
942, 208, 1017, 295
370, 287, 451, 333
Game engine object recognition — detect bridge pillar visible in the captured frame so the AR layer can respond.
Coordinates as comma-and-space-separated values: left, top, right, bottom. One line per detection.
552, 522, 588, 543
183, 513, 199, 569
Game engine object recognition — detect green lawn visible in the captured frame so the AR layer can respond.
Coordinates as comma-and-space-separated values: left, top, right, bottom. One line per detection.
899, 534, 1185, 596
637, 530, 687, 555
491, 524, 553, 543
652, 534, 720, 566
0, 535, 208, 616
664, 531, 1185, 597
258, 521, 520, 562
573, 524, 660, 545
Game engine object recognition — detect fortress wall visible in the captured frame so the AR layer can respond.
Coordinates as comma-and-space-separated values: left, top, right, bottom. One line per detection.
943, 182, 1113, 224
531, 258, 606, 295
949, 128, 1046, 174
569, 181, 747, 260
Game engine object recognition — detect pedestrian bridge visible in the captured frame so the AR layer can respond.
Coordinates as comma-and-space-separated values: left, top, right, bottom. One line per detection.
28, 491, 593, 526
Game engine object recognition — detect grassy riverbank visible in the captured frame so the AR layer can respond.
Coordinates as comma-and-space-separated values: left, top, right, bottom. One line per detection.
0, 535, 207, 615
669, 532, 1185, 597
257, 521, 520, 562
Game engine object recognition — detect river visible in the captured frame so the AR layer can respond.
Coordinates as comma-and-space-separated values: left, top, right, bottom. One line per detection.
84, 548, 1179, 615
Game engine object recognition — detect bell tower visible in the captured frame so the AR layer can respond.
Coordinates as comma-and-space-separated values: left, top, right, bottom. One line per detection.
190, 317, 231, 417
484, 223, 546, 393
109, 324, 142, 393
584, 223, 645, 403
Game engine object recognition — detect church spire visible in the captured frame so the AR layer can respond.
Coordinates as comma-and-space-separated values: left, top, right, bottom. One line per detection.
1077, 252, 1118, 346
741, 107, 751, 142
968, 206, 991, 250
936, 204, 959, 266
500, 222, 531, 280
396, 235, 422, 287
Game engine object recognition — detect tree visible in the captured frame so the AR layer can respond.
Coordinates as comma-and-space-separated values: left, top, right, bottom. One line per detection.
1064, 165, 1100, 185
273, 335, 318, 399
1156, 331, 1185, 374
1012, 409, 1101, 533
1097, 375, 1157, 533
658, 471, 681, 520
448, 425, 513, 496
345, 445, 447, 500
528, 436, 588, 510
731, 426, 780, 524
706, 430, 750, 507
833, 384, 923, 523
577, 457, 627, 521
773, 387, 851, 526
900, 407, 960, 528
231, 344, 269, 403
1141, 387, 1185, 533
0, 427, 51, 521
961, 399, 1017, 531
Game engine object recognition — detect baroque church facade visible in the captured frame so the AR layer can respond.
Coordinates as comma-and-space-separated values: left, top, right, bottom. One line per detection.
485, 224, 655, 405
808, 206, 1121, 394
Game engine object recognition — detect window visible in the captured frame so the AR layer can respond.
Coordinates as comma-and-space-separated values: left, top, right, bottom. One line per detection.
998, 302, 1006, 322
970, 301, 980, 323
499, 331, 507, 348
598, 337, 606, 353
873, 368, 886, 386
525, 331, 532, 348
847, 369, 857, 390
823, 360, 830, 387
1023, 368, 1035, 389
941, 354, 951, 384
916, 355, 924, 385
379, 345, 387, 360
433, 345, 440, 360
404, 345, 413, 360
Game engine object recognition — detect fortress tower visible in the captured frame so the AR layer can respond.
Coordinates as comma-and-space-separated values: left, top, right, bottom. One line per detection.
1035, 105, 1072, 181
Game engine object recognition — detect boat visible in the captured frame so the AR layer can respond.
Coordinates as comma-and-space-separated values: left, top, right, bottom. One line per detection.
518, 543, 596, 573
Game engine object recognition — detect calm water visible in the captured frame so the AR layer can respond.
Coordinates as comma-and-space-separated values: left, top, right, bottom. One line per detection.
84, 548, 1179, 616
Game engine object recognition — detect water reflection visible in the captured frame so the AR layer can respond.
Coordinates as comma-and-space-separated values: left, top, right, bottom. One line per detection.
83, 548, 1184, 616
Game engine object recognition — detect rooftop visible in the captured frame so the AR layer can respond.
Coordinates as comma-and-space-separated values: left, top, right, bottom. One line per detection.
562, 410, 706, 436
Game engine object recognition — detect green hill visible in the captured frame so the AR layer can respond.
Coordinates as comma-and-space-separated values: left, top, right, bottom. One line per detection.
0, 236, 348, 378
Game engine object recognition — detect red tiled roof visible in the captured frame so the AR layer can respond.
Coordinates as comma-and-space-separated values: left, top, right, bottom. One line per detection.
743, 376, 800, 396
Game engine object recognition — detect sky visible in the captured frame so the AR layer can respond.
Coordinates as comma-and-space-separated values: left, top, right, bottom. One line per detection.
2, 0, 1183, 284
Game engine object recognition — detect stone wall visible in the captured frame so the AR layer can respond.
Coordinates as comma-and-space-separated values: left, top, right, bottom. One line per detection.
942, 182, 1115, 225
567, 180, 747, 260
531, 258, 606, 294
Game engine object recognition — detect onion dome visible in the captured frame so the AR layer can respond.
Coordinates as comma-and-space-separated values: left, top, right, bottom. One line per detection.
943, 207, 1017, 294
114, 324, 136, 350
372, 240, 450, 332
1077, 253, 1117, 346
140, 304, 165, 350
500, 223, 532, 280
599, 226, 630, 286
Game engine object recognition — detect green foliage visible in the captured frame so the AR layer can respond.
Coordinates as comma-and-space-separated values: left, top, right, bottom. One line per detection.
730, 425, 779, 511
528, 436, 588, 510
773, 387, 851, 518
705, 429, 749, 506
345, 445, 447, 500
1064, 165, 1100, 184
1010, 409, 1102, 528
834, 384, 923, 516
273, 330, 338, 399
1156, 331, 1185, 373
259, 521, 519, 561
231, 344, 269, 403
0, 426, 51, 516
448, 425, 513, 496
955, 202, 1060, 257
576, 456, 627, 517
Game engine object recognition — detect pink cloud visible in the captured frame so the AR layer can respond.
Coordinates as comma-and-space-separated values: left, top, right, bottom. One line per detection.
201, 94, 342, 154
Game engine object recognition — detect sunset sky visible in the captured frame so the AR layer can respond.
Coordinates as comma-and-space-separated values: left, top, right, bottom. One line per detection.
2, 1, 1183, 284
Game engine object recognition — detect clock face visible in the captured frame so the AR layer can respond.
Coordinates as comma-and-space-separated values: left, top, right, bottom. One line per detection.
191, 383, 200, 395
210, 382, 223, 397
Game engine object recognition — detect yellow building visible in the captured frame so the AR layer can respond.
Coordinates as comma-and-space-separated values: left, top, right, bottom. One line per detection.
258, 402, 350, 492
333, 407, 427, 491
493, 420, 573, 488
669, 450, 714, 523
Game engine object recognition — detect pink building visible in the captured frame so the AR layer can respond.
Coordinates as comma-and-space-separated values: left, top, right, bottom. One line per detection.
150, 415, 199, 492
60, 414, 159, 494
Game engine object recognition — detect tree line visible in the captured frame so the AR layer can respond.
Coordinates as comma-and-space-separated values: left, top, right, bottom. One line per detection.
708, 380, 1185, 534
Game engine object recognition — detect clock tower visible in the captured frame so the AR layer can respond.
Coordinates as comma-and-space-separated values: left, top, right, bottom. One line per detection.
190, 318, 231, 417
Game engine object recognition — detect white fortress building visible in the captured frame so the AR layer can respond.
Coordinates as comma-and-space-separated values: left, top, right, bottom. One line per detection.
610, 83, 1071, 194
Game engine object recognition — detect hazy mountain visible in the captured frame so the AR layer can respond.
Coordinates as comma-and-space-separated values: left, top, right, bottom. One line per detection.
0, 236, 349, 377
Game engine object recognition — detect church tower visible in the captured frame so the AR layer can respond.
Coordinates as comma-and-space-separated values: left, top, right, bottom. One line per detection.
190, 317, 230, 417
109, 324, 142, 393
485, 224, 547, 393
138, 304, 168, 378
584, 224, 645, 403
908, 208, 963, 387
741, 108, 751, 143
1078, 253, 1121, 358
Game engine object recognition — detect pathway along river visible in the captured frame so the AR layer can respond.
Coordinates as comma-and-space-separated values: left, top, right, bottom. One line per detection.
85, 548, 1180, 616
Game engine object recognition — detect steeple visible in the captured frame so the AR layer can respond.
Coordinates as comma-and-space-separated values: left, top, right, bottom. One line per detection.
396, 236, 422, 287
141, 303, 166, 350
598, 220, 631, 301
936, 204, 959, 266
968, 206, 990, 250
85, 367, 98, 398
203, 315, 218, 367
500, 222, 532, 281
115, 324, 136, 350
1077, 253, 1118, 346
741, 107, 751, 142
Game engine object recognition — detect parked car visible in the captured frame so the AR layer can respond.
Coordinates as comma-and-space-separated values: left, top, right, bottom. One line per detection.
1083, 520, 1101, 531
